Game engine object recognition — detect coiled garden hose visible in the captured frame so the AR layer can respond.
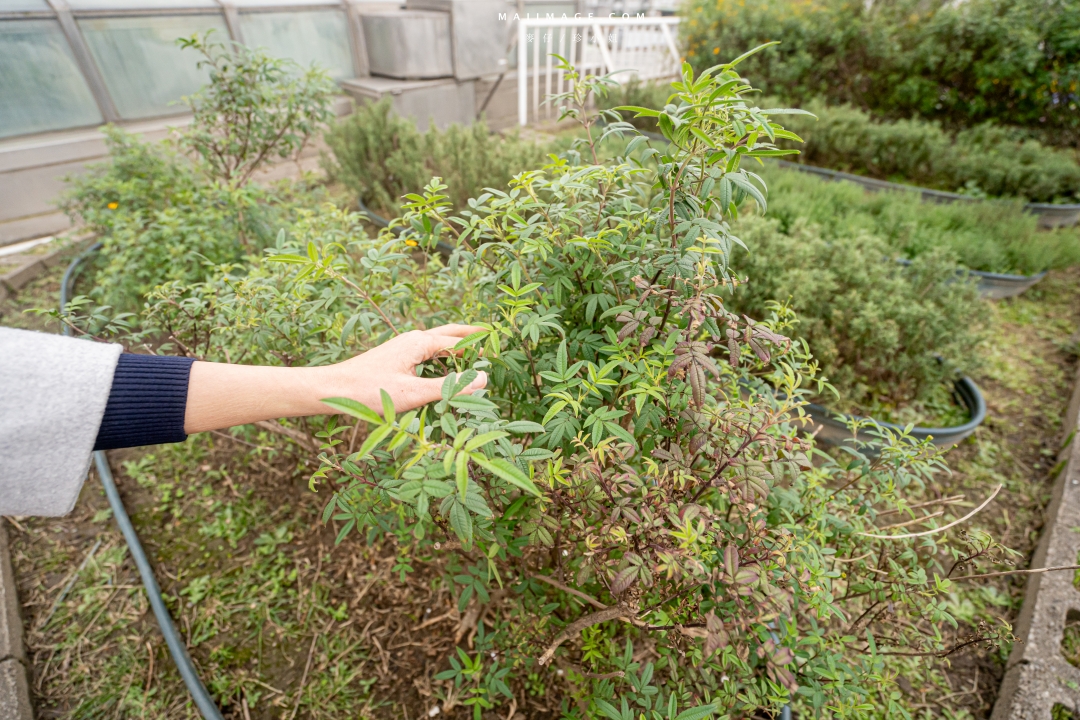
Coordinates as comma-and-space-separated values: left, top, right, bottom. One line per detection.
61, 244, 225, 720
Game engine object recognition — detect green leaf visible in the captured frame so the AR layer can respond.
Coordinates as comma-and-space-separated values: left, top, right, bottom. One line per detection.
604, 421, 638, 448
380, 388, 395, 423
335, 518, 355, 545
265, 253, 308, 264
449, 501, 473, 545
727, 41, 779, 68
441, 373, 458, 403
594, 699, 623, 720
518, 448, 554, 461
321, 397, 382, 424
321, 496, 337, 523
745, 149, 800, 157
613, 105, 660, 118
542, 400, 568, 426
502, 421, 547, 434
455, 451, 469, 499
448, 395, 497, 411
674, 705, 715, 720
472, 455, 542, 497
689, 126, 717, 149
454, 331, 488, 350
464, 431, 509, 452
356, 423, 394, 459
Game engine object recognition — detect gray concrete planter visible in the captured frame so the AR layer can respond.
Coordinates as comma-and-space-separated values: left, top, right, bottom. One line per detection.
803, 377, 986, 451
776, 160, 1080, 229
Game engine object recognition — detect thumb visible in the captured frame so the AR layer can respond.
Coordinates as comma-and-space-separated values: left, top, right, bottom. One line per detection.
458, 370, 488, 395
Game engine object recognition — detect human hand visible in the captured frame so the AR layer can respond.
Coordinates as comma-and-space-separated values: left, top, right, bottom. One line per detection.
324, 324, 488, 415
184, 324, 487, 434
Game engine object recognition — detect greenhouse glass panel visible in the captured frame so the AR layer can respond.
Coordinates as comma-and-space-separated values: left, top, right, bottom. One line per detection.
78, 14, 228, 120
66, 0, 218, 8
0, 0, 52, 11
0, 19, 103, 139
231, 0, 339, 6
239, 9, 353, 79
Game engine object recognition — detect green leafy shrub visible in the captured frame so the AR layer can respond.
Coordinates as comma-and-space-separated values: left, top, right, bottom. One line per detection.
725, 215, 983, 420
177, 32, 337, 189
61, 128, 267, 308
683, 0, 1080, 148
761, 165, 1080, 275
596, 78, 670, 132
61, 33, 335, 309
323, 97, 554, 214
76, 56, 1020, 718
779, 99, 1080, 203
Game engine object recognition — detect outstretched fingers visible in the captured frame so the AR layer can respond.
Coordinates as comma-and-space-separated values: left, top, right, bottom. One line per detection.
414, 325, 486, 362
426, 324, 486, 338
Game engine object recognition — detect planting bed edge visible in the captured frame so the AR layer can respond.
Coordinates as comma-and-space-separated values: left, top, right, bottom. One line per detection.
990, 362, 1080, 719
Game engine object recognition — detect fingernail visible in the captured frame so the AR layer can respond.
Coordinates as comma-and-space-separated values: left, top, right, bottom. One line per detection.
470, 371, 488, 389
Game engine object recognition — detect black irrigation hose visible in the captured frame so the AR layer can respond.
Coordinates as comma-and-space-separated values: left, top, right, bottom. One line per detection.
61, 245, 225, 720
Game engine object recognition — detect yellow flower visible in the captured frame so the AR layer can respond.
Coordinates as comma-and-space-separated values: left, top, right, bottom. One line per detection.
713, 47, 720, 54
107, 202, 118, 210
405, 239, 418, 247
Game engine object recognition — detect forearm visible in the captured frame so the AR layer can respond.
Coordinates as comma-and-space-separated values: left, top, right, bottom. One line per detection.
183, 361, 340, 434
93, 326, 484, 451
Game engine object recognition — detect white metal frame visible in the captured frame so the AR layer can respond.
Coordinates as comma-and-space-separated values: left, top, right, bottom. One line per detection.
516, 15, 680, 126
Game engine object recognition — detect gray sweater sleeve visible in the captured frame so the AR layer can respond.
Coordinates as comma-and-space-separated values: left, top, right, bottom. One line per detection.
0, 327, 122, 516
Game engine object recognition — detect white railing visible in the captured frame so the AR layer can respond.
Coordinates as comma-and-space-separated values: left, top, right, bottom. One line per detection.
516, 16, 681, 126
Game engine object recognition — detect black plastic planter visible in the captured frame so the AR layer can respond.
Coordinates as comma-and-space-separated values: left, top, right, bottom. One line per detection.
801, 377, 986, 452
775, 160, 1080, 229
968, 269, 1049, 300
1024, 203, 1080, 229
895, 257, 1047, 300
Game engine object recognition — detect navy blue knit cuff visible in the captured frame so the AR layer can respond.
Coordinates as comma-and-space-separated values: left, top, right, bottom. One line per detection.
94, 354, 196, 451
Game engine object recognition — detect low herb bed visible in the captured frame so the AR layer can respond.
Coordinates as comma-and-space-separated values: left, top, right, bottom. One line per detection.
724, 214, 986, 434
759, 164, 1080, 277
323, 98, 562, 216
775, 99, 1080, 206
602, 86, 1080, 275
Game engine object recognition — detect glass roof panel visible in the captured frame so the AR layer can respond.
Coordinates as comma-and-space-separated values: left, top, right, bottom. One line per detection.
0, 18, 103, 138
231, 0, 342, 7
66, 0, 219, 8
239, 8, 353, 78
78, 13, 228, 119
0, 0, 52, 11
